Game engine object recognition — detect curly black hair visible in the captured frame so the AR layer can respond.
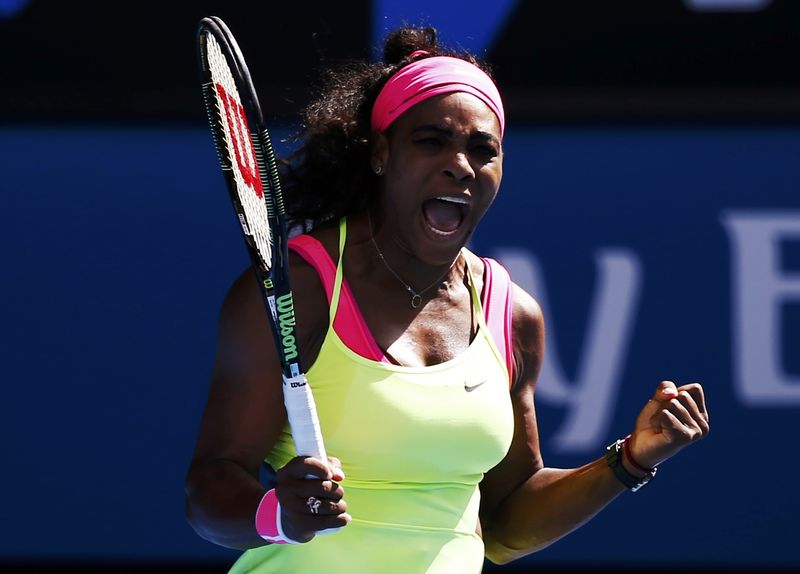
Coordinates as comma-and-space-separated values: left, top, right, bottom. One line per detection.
281, 26, 494, 233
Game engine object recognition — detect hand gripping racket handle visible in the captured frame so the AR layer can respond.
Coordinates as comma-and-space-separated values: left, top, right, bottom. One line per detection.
282, 374, 327, 460
283, 375, 342, 536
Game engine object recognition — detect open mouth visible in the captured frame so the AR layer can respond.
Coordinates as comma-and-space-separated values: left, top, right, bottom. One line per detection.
422, 196, 469, 236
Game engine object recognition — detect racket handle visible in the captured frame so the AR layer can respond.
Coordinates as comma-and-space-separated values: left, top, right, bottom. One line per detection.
282, 374, 327, 460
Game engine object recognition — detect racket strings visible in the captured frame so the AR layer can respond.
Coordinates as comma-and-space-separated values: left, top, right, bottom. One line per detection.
205, 33, 273, 269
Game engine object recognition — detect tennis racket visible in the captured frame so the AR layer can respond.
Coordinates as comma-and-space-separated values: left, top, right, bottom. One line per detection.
197, 16, 326, 461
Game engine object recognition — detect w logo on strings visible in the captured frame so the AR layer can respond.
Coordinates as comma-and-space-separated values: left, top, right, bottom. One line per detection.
216, 82, 264, 199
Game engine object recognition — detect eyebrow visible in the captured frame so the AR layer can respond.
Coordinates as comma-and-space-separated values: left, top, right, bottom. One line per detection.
411, 124, 501, 147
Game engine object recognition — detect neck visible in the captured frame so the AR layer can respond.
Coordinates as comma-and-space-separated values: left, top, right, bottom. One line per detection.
365, 210, 462, 308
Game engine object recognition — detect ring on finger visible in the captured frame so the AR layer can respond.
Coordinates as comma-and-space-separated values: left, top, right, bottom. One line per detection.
306, 496, 322, 515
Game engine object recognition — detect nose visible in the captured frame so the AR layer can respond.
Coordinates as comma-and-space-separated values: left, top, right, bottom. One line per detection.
443, 151, 475, 182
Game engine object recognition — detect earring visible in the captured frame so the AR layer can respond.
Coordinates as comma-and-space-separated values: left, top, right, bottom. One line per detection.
374, 164, 383, 175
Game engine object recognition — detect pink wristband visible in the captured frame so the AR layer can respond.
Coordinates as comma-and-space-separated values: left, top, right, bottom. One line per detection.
254, 489, 299, 544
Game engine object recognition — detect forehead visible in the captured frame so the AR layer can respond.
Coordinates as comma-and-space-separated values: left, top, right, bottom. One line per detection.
393, 92, 502, 138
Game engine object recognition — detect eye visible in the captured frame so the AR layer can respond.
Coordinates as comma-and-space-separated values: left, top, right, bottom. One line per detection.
415, 136, 444, 148
471, 143, 499, 158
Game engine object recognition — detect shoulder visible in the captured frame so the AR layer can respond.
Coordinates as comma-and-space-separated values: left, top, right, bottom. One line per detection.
218, 268, 268, 340
212, 268, 275, 394
510, 282, 544, 348
510, 281, 545, 393
217, 237, 332, 373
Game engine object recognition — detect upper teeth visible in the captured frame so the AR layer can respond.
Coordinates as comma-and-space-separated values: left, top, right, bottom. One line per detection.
436, 196, 468, 205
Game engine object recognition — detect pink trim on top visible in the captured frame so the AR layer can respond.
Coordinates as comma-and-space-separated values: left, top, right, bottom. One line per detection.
480, 257, 515, 386
289, 236, 514, 384
289, 235, 389, 363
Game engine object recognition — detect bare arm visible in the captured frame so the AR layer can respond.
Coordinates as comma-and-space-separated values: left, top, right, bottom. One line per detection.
480, 284, 710, 564
184, 269, 291, 549
185, 257, 349, 549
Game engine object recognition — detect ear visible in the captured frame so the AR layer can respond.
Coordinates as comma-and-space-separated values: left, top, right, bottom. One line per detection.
370, 132, 389, 175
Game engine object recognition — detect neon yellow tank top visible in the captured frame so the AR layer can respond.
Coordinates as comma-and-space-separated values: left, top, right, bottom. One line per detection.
229, 219, 514, 573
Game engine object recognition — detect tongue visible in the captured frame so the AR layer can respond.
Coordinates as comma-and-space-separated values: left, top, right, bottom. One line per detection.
422, 199, 462, 233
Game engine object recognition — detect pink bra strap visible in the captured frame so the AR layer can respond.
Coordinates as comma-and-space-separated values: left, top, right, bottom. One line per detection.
289, 234, 388, 362
289, 235, 335, 304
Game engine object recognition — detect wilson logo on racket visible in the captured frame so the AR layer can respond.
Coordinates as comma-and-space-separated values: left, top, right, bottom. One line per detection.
237, 213, 250, 234
216, 83, 263, 199
276, 293, 299, 361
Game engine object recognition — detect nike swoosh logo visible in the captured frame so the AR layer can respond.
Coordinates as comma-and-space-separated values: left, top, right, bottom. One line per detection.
464, 380, 487, 392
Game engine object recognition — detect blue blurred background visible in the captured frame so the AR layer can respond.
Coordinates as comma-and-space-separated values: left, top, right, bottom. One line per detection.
1, 1, 798, 572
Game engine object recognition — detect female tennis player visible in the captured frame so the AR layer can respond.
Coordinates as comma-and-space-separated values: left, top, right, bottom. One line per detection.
185, 26, 710, 573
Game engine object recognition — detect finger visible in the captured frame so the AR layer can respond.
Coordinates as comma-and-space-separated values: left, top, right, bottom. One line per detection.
646, 380, 678, 428
327, 456, 345, 481
286, 494, 348, 516
678, 382, 709, 421
659, 408, 697, 443
665, 397, 701, 432
675, 389, 710, 435
662, 409, 703, 446
274, 478, 345, 512
306, 512, 352, 531
654, 380, 679, 401
320, 512, 352, 530
280, 456, 334, 480
288, 478, 345, 500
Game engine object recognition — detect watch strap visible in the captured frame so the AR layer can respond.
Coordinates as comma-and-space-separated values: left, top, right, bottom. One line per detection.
606, 438, 657, 492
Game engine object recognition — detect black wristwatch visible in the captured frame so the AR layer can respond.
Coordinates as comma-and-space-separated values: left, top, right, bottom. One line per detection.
605, 438, 657, 492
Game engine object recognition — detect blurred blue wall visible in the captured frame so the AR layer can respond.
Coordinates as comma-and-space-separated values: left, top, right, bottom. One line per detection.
1, 125, 797, 569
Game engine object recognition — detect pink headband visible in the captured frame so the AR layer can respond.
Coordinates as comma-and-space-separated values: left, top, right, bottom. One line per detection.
370, 55, 505, 136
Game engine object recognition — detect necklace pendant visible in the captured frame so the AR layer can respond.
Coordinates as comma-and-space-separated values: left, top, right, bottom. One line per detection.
410, 294, 422, 308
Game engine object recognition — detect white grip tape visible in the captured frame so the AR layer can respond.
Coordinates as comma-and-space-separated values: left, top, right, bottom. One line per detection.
282, 373, 326, 459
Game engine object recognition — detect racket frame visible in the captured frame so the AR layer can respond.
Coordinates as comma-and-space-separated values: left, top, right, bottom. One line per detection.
197, 16, 326, 460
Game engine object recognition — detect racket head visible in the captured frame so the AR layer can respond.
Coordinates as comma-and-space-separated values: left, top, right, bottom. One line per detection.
196, 17, 327, 461
197, 16, 274, 273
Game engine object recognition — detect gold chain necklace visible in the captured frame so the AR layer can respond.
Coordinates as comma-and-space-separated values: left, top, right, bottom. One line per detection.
367, 211, 459, 309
